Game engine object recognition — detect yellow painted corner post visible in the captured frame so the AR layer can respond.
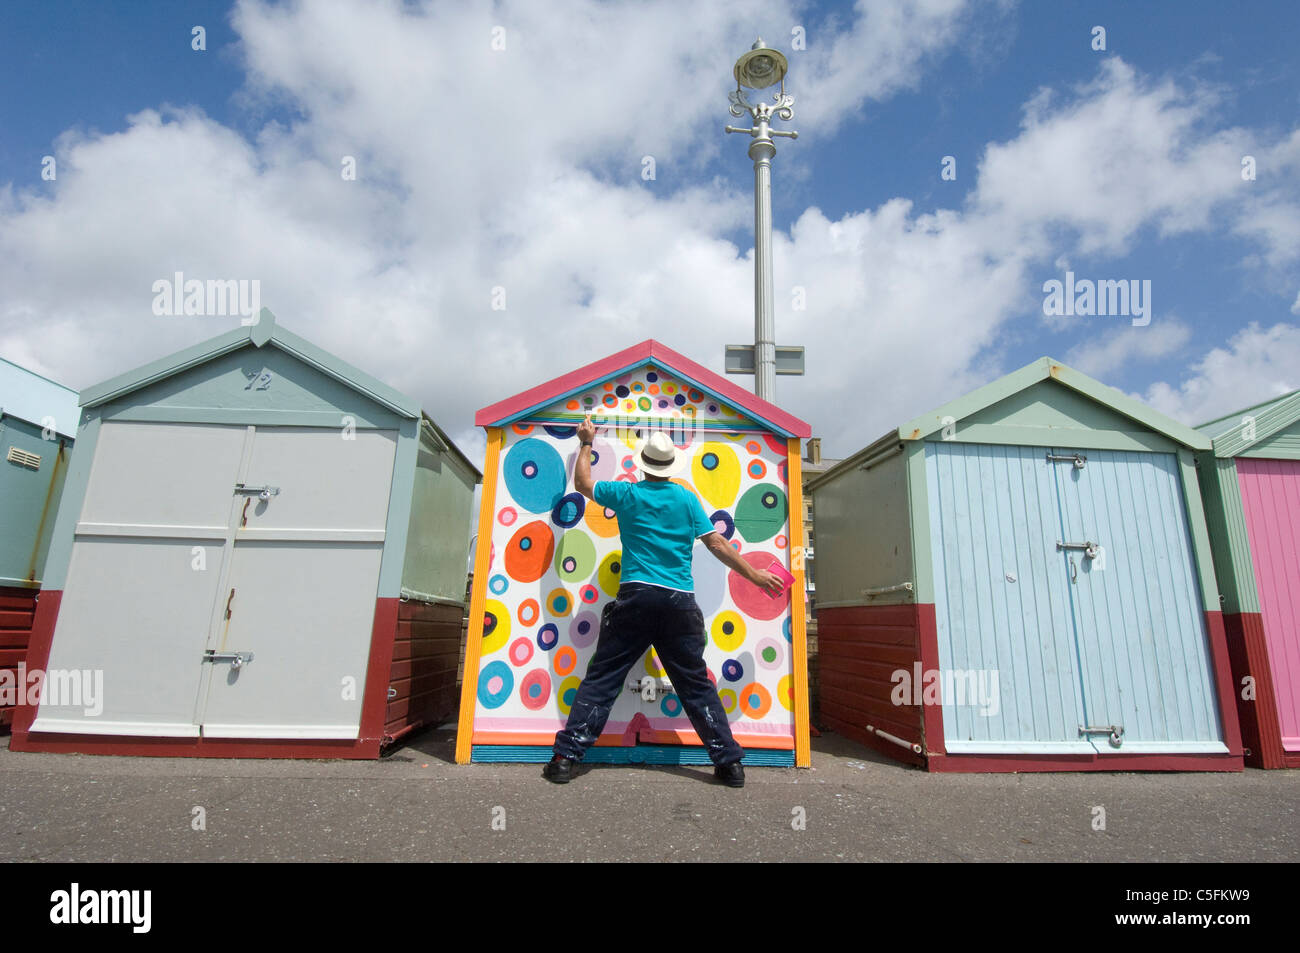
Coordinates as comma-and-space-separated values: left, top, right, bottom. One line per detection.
786, 438, 811, 767
455, 427, 504, 764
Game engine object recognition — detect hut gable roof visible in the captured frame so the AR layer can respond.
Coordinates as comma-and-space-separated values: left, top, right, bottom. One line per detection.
896, 356, 1210, 451
78, 308, 421, 419
474, 338, 811, 438
1196, 388, 1300, 457
0, 357, 79, 438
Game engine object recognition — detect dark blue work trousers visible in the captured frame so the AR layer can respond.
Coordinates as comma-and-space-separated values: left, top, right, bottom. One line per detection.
552, 582, 744, 766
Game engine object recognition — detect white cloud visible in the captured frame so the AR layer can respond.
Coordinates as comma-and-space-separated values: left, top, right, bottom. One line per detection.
1065, 319, 1193, 378
1140, 321, 1300, 426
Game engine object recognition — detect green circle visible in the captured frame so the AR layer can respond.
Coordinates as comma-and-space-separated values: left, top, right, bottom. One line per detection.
734, 483, 788, 543
553, 530, 597, 582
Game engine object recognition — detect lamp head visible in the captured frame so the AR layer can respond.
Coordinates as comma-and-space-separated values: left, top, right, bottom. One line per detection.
733, 37, 788, 90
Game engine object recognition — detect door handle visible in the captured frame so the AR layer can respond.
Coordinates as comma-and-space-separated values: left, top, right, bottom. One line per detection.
1080, 724, 1124, 748
234, 483, 280, 502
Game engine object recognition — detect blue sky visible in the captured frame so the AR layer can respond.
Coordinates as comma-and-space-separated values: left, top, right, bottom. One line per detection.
2, 0, 1299, 462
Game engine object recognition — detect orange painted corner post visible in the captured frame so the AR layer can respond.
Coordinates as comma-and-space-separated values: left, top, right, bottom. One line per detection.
786, 438, 811, 767
454, 426, 504, 764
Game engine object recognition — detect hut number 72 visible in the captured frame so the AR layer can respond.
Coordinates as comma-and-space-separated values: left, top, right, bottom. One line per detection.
244, 368, 273, 390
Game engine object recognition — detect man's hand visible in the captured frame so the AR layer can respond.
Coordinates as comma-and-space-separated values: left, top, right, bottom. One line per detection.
702, 532, 786, 596
574, 414, 597, 500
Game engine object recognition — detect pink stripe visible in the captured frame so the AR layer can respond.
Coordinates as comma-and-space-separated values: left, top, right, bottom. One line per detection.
1237, 459, 1300, 749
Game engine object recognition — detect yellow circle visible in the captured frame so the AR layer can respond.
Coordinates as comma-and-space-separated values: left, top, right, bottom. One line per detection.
777, 674, 795, 712
557, 675, 582, 715
584, 498, 620, 538
711, 611, 746, 652
644, 649, 665, 677
719, 689, 737, 714
597, 550, 622, 597
481, 599, 510, 655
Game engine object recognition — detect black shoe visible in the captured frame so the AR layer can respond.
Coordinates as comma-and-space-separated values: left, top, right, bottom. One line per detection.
543, 755, 575, 784
714, 762, 745, 788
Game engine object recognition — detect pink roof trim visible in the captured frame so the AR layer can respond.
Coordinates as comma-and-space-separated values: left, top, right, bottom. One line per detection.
475, 339, 811, 437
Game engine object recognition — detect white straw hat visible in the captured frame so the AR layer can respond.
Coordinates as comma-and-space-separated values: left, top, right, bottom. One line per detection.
633, 432, 686, 477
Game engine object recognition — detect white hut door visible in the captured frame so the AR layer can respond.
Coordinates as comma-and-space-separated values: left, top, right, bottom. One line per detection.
196, 426, 397, 740
1052, 448, 1225, 753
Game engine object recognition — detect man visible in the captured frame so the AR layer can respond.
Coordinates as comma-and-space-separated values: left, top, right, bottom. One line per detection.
543, 414, 785, 787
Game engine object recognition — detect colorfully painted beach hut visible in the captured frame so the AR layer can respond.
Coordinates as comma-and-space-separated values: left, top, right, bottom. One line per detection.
455, 340, 813, 766
807, 357, 1242, 772
1, 358, 79, 729
12, 309, 479, 757
1197, 390, 1300, 768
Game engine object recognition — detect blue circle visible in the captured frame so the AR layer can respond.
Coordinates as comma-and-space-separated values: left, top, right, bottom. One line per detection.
489, 574, 508, 595
722, 659, 744, 682
702, 452, 718, 470
783, 617, 792, 642
477, 661, 513, 709
551, 491, 585, 528
709, 509, 734, 540
615, 385, 630, 398
537, 623, 559, 651
646, 371, 659, 382
503, 438, 567, 513
660, 693, 683, 718
674, 394, 686, 406
544, 425, 577, 439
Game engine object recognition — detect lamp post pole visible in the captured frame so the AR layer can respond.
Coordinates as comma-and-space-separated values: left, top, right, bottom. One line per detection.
726, 38, 797, 403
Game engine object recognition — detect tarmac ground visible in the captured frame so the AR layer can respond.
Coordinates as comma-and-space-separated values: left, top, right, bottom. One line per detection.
2, 728, 1296, 863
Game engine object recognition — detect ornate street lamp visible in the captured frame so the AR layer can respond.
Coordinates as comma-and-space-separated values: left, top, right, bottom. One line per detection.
724, 38, 801, 403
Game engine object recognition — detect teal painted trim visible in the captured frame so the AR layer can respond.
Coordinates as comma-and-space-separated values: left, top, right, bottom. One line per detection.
524, 413, 768, 433
1204, 390, 1300, 456
470, 745, 796, 765
938, 424, 1177, 454
39, 413, 102, 591
271, 325, 420, 419
80, 329, 250, 408
1197, 455, 1259, 613
377, 417, 420, 599
1178, 449, 1222, 609
98, 404, 404, 429
905, 441, 935, 605
897, 357, 1211, 451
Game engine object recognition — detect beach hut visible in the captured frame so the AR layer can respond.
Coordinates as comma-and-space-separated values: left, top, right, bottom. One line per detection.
11, 309, 479, 757
1197, 390, 1300, 768
0, 359, 79, 730
807, 357, 1242, 772
454, 340, 813, 766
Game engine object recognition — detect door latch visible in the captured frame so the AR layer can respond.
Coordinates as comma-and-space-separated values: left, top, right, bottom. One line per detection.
204, 649, 255, 670
628, 676, 673, 701
1046, 452, 1087, 469
1079, 724, 1124, 748
1057, 540, 1100, 560
235, 483, 280, 502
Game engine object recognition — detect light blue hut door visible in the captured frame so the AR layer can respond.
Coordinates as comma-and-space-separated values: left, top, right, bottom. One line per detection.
1050, 448, 1225, 754
927, 443, 1088, 753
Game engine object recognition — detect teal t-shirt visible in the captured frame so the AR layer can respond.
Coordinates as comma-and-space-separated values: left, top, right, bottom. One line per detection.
592, 479, 716, 591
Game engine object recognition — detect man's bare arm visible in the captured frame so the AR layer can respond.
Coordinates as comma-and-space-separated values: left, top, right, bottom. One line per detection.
574, 415, 597, 500
701, 531, 784, 595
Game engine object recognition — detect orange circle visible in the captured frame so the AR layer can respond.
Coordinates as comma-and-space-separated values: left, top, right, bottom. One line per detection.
512, 423, 533, 435
584, 498, 620, 538
648, 384, 660, 395
504, 521, 554, 583
739, 683, 772, 720
517, 598, 540, 626
566, 399, 579, 410
554, 646, 577, 676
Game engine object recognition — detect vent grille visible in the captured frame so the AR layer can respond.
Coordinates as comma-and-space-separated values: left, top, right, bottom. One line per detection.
6, 447, 41, 470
